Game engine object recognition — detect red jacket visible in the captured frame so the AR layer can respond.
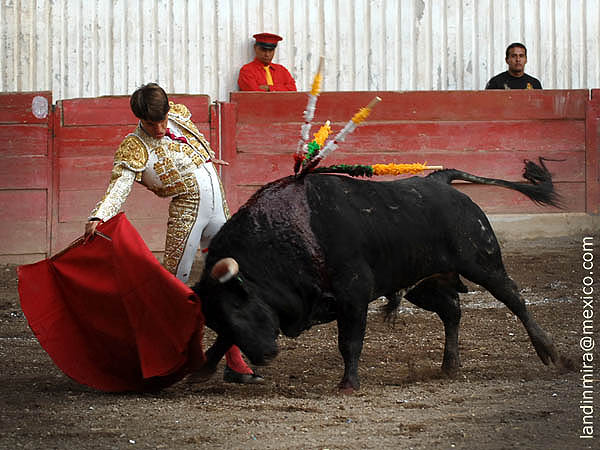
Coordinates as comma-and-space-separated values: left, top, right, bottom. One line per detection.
238, 58, 297, 92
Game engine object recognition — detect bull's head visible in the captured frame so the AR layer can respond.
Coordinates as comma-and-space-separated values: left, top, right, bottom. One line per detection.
196, 258, 280, 366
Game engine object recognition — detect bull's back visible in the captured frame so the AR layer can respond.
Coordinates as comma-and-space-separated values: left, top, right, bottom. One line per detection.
304, 174, 497, 285
304, 173, 464, 243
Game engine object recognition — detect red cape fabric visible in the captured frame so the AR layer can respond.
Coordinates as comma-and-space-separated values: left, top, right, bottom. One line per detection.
17, 213, 204, 392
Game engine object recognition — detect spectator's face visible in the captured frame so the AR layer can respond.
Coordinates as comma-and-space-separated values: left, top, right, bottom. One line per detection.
254, 45, 276, 65
140, 115, 168, 139
506, 47, 527, 76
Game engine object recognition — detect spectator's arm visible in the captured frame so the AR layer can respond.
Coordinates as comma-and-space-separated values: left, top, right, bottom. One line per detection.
238, 68, 262, 91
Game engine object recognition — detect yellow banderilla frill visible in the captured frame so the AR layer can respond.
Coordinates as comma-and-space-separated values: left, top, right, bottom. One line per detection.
372, 163, 444, 175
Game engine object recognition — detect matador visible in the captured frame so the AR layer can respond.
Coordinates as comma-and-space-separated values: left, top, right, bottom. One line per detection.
86, 83, 263, 384
89, 101, 226, 282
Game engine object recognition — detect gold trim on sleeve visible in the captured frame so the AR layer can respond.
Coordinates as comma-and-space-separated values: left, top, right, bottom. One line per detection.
114, 135, 148, 173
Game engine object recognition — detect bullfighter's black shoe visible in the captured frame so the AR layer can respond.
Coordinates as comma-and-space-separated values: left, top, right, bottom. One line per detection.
223, 366, 265, 384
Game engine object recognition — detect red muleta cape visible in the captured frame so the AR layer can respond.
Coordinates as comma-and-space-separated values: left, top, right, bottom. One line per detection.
17, 213, 204, 392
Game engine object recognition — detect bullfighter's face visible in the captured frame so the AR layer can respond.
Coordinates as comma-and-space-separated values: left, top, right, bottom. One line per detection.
198, 258, 280, 365
140, 115, 168, 140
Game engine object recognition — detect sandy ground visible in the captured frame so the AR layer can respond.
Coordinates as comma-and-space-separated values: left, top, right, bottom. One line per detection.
1, 235, 597, 450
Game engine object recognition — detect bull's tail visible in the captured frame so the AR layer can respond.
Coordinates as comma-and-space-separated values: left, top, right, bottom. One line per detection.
426, 157, 562, 208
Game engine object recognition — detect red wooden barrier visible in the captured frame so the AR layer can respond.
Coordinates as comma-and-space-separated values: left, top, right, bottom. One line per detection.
586, 90, 600, 214
1, 90, 597, 262
0, 92, 52, 263
223, 90, 589, 213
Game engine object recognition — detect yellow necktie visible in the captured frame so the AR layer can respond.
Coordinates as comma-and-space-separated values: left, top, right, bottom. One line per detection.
264, 65, 274, 86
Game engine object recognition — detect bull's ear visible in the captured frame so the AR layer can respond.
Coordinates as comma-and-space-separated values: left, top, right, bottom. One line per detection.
210, 257, 239, 284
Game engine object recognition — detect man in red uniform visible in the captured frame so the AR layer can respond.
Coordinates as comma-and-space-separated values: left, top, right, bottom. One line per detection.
238, 33, 297, 92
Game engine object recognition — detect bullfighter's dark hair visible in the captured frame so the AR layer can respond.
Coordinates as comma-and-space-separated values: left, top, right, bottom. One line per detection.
506, 42, 527, 58
130, 83, 169, 122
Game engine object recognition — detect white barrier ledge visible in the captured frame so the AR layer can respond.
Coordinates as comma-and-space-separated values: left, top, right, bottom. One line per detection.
489, 213, 600, 241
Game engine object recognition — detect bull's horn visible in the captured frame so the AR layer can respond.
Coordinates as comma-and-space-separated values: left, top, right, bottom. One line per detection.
210, 257, 239, 283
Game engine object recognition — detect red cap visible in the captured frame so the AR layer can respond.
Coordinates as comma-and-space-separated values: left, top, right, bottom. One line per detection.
253, 33, 283, 49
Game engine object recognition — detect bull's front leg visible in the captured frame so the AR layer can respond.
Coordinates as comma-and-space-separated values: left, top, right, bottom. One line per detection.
186, 334, 231, 383
336, 301, 368, 394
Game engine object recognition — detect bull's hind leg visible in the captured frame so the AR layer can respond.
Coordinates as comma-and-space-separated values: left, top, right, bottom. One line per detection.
464, 268, 558, 366
405, 275, 464, 375
333, 266, 373, 393
336, 299, 368, 393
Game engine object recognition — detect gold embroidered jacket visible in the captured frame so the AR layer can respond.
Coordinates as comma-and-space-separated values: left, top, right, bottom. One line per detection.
90, 102, 215, 221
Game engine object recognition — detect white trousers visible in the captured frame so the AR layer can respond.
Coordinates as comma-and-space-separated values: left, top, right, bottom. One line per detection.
166, 163, 227, 283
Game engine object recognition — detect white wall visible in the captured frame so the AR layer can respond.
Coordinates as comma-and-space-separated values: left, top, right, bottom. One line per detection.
2, 0, 599, 102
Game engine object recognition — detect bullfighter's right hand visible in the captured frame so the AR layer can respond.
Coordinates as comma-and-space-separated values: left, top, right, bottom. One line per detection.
84, 220, 100, 243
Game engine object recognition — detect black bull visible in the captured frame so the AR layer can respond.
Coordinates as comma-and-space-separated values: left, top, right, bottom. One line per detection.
194, 160, 567, 392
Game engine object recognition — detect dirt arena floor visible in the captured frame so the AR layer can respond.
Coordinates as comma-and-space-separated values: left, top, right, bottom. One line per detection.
1, 235, 597, 450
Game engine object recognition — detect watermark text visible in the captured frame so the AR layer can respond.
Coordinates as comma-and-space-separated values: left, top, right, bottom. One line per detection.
580, 236, 595, 440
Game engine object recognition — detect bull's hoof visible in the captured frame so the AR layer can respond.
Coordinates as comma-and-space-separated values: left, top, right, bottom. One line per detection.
441, 355, 461, 377
185, 363, 218, 384
533, 340, 559, 366
557, 354, 578, 372
441, 365, 460, 378
528, 325, 559, 366
338, 379, 358, 394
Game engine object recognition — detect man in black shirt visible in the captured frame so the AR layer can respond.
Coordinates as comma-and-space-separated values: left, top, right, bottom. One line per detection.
486, 42, 542, 90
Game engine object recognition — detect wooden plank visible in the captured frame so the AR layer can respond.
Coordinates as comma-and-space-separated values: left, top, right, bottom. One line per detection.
218, 102, 238, 198
60, 96, 133, 126
55, 123, 211, 158
231, 90, 589, 123
57, 156, 113, 190
0, 221, 47, 254
59, 187, 170, 223
61, 94, 212, 126
209, 103, 220, 158
235, 120, 586, 153
0, 155, 49, 189
54, 125, 132, 157
0, 124, 49, 156
0, 190, 47, 254
0, 92, 52, 124
130, 219, 170, 251
223, 150, 585, 185
0, 190, 47, 221
49, 102, 60, 260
